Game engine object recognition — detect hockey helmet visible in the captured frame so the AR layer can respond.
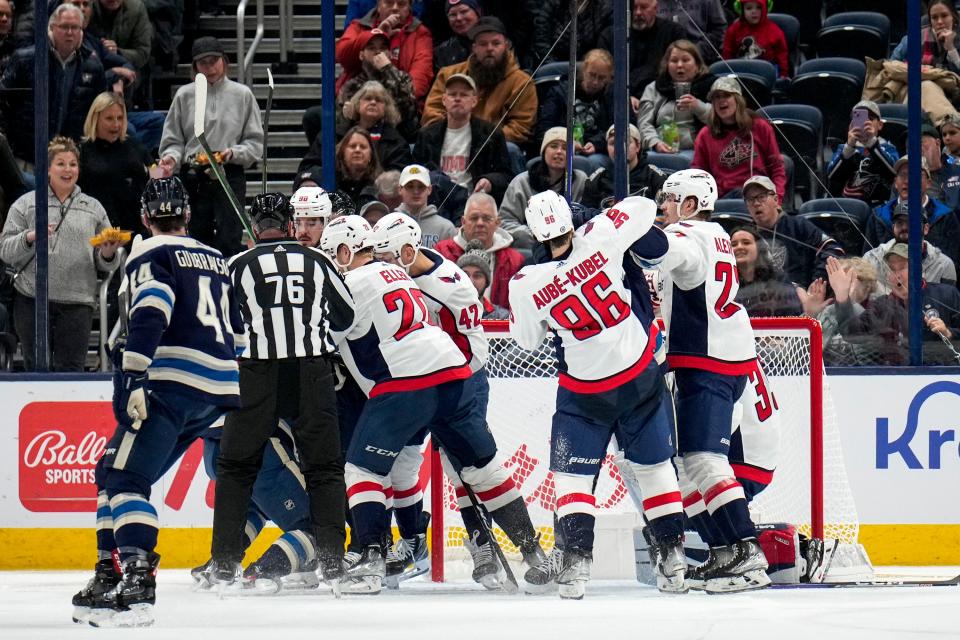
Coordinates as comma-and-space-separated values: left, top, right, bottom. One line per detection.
525, 191, 573, 242
319, 214, 373, 268
141, 177, 189, 219
657, 169, 718, 219
370, 212, 422, 268
292, 186, 333, 219
328, 190, 357, 217
250, 192, 294, 233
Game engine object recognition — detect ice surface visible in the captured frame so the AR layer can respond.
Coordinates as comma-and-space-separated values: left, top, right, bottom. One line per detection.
1, 568, 958, 640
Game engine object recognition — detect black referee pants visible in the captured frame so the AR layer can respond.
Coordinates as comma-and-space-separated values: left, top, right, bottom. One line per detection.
212, 356, 345, 565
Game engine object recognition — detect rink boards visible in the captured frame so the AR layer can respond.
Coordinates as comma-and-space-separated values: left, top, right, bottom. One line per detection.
1, 373, 959, 568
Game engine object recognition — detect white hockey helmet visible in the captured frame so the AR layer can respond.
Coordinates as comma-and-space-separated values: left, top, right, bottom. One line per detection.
657, 169, 718, 219
292, 186, 333, 219
319, 214, 373, 268
525, 191, 573, 242
371, 212, 422, 268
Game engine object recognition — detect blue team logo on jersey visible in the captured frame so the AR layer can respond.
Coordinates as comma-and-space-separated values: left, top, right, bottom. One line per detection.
876, 380, 960, 470
439, 273, 461, 284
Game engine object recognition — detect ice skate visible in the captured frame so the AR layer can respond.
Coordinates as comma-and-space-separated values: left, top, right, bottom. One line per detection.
340, 545, 385, 595
384, 533, 429, 589
71, 558, 119, 624
88, 553, 160, 628
556, 548, 592, 600
652, 535, 688, 594
703, 539, 771, 594
465, 532, 506, 591
687, 545, 736, 591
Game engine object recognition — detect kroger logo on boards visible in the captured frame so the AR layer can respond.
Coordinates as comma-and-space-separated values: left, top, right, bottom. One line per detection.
876, 381, 960, 470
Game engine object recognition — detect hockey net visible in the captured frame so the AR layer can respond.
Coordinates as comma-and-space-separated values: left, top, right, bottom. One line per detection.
428, 317, 860, 581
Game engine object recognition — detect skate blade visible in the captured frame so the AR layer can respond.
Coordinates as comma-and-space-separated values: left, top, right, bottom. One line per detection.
656, 574, 690, 594
477, 567, 507, 591
558, 580, 586, 600
328, 577, 342, 599
340, 575, 382, 595
279, 571, 320, 591
72, 605, 91, 624
88, 603, 154, 628
704, 570, 772, 594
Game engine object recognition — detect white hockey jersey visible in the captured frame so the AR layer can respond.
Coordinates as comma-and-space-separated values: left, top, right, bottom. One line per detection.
509, 200, 658, 393
341, 259, 472, 398
413, 248, 488, 373
657, 219, 757, 373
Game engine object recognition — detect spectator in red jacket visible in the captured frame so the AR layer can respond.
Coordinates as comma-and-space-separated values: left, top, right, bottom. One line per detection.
721, 0, 790, 78
435, 191, 524, 310
691, 76, 786, 201
336, 0, 434, 104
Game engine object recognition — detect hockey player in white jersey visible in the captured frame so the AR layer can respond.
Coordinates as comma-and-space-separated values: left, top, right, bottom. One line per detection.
292, 185, 333, 248
319, 217, 548, 595
372, 212, 510, 590
509, 192, 687, 599
651, 168, 770, 593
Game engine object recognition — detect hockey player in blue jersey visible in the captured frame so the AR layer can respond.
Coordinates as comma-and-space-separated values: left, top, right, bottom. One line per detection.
652, 169, 770, 593
509, 192, 687, 599
71, 177, 246, 627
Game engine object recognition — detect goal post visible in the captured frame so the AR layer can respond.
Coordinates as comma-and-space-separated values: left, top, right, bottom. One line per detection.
428, 317, 858, 581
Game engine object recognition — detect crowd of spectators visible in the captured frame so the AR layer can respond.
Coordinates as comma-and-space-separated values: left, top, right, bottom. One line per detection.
2, 0, 960, 370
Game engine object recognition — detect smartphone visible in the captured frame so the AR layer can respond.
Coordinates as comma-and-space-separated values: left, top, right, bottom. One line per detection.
850, 107, 870, 130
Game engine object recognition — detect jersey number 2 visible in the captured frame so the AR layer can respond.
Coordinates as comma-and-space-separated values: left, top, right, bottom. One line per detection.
550, 272, 630, 340
714, 262, 742, 319
383, 289, 434, 340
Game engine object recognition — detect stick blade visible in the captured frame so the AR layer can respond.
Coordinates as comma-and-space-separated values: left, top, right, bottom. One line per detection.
194, 73, 208, 137
267, 67, 274, 90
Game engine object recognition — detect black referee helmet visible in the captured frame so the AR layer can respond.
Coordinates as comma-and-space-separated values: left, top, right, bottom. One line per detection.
251, 192, 294, 233
142, 177, 189, 220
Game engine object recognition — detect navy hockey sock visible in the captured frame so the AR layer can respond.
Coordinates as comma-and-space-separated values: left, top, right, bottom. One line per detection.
393, 501, 423, 540
703, 479, 757, 542
109, 492, 159, 562
95, 491, 116, 560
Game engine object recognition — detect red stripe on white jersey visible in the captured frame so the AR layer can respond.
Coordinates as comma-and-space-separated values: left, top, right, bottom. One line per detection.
558, 334, 654, 394
703, 478, 746, 512
555, 492, 596, 519
731, 463, 774, 486
369, 364, 472, 398
642, 491, 683, 521
667, 354, 757, 376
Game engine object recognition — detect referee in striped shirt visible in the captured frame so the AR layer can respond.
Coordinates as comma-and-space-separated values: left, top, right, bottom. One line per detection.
211, 192, 355, 584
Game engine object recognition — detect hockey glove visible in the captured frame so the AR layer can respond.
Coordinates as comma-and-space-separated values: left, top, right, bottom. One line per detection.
119, 370, 149, 430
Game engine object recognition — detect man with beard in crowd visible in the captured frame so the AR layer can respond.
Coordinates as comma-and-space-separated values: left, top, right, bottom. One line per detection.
422, 16, 537, 173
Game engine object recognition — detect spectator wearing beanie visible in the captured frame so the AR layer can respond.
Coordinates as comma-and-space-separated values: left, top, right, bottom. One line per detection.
721, 0, 788, 77
499, 126, 589, 249
434, 0, 481, 71
583, 123, 667, 208
457, 241, 510, 319
437, 192, 524, 310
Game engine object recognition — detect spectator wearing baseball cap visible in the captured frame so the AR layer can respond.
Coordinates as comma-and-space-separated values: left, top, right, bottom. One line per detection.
412, 71, 512, 218
742, 174, 843, 287
397, 163, 456, 248
862, 203, 957, 295
422, 15, 537, 149
158, 34, 264, 257
864, 154, 960, 275
498, 127, 590, 249
335, 0, 434, 105
434, 0, 482, 71
691, 76, 786, 201
582, 123, 667, 208
826, 100, 899, 209
833, 240, 960, 366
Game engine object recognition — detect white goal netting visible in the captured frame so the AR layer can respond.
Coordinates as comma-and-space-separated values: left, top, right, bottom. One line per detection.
430, 318, 859, 577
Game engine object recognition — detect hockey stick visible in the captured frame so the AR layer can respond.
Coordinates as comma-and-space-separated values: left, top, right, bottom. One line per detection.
770, 573, 960, 589
193, 73, 255, 240
261, 68, 274, 194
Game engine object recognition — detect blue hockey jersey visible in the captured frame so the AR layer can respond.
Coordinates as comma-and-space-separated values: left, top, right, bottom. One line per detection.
122, 235, 245, 407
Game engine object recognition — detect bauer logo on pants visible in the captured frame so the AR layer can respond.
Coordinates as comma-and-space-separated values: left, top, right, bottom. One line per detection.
18, 402, 115, 512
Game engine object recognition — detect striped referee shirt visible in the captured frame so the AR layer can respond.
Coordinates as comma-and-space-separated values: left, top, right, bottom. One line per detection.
228, 240, 355, 359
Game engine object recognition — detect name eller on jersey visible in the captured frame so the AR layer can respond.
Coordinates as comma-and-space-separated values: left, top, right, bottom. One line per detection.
532, 250, 610, 310
380, 267, 411, 284
173, 249, 229, 276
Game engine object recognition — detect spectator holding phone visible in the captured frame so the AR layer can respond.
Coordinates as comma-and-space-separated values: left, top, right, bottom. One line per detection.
826, 100, 899, 209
